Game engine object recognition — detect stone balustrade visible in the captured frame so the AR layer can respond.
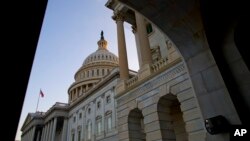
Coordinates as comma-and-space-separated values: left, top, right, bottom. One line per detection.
126, 75, 139, 87
151, 58, 168, 72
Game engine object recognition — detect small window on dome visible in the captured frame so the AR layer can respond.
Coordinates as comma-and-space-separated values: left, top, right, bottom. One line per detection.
97, 69, 99, 76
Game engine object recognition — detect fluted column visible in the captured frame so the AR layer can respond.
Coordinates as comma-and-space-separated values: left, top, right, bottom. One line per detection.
61, 118, 68, 141
46, 121, 52, 141
36, 130, 40, 141
43, 125, 47, 141
40, 127, 44, 141
135, 12, 152, 67
48, 119, 54, 141
112, 11, 129, 80
28, 129, 31, 141
30, 126, 35, 141
51, 117, 57, 141
132, 25, 142, 68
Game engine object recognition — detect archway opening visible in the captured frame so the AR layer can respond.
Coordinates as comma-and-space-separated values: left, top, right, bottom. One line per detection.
128, 108, 146, 141
158, 94, 187, 141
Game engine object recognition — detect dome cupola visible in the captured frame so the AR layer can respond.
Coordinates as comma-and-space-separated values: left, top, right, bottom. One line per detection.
68, 31, 119, 103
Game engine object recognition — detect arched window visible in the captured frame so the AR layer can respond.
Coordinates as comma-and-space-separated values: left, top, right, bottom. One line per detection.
88, 108, 91, 114
106, 95, 111, 104
87, 120, 92, 140
78, 130, 81, 141
96, 116, 102, 135
105, 111, 112, 132
97, 101, 101, 110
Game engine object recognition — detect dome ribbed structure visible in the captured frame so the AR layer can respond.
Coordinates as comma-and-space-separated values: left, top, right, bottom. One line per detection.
68, 31, 119, 103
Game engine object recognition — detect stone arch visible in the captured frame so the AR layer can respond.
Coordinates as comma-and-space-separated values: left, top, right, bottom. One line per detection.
128, 108, 146, 141
157, 93, 187, 141
119, 1, 244, 136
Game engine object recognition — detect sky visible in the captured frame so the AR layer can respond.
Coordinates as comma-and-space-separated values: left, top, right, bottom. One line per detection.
15, 0, 139, 140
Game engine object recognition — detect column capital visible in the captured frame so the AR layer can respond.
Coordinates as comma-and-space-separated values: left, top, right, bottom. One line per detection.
112, 11, 125, 22
131, 25, 137, 33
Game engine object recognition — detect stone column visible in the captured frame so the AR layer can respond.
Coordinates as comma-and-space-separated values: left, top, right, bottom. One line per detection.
49, 119, 54, 141
135, 12, 152, 67
86, 84, 89, 91
30, 126, 36, 141
47, 121, 52, 141
76, 88, 78, 97
43, 124, 48, 141
132, 25, 142, 68
112, 11, 129, 80
61, 118, 68, 141
36, 130, 40, 141
40, 127, 44, 141
51, 117, 57, 141
28, 129, 31, 141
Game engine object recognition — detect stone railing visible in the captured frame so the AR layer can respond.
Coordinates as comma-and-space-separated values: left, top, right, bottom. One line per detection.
151, 58, 168, 72
126, 75, 139, 87
122, 57, 168, 90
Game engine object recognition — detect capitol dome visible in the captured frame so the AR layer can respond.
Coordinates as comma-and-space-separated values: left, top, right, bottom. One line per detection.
68, 31, 119, 103
83, 49, 118, 66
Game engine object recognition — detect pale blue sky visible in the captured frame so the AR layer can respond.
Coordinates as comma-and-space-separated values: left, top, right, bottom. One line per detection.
15, 0, 138, 140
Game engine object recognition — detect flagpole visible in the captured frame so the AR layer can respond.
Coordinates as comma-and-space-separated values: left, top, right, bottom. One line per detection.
36, 89, 41, 112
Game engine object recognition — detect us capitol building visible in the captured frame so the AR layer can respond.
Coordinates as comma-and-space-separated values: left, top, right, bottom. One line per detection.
21, 0, 248, 141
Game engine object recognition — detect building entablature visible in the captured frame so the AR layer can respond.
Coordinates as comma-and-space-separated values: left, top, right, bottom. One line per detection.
42, 102, 68, 122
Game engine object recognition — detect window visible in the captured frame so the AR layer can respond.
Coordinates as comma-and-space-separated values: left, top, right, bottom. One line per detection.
107, 116, 112, 131
92, 70, 94, 76
78, 130, 81, 141
88, 108, 91, 114
146, 23, 153, 34
87, 121, 92, 140
79, 113, 82, 119
97, 101, 101, 109
106, 95, 111, 104
71, 133, 75, 141
96, 117, 102, 135
73, 116, 76, 123
97, 69, 99, 76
